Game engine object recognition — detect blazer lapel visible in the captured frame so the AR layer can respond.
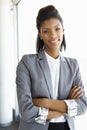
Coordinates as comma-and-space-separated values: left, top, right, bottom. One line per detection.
58, 56, 66, 99
38, 50, 53, 98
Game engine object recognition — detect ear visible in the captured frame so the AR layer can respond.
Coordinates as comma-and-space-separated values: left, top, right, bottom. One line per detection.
63, 28, 64, 34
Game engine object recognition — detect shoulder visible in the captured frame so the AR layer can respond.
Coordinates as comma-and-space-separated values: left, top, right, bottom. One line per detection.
64, 56, 78, 64
60, 55, 79, 69
17, 53, 38, 69
21, 53, 38, 62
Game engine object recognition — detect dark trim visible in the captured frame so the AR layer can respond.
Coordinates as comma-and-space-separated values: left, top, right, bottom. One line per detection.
13, 109, 20, 122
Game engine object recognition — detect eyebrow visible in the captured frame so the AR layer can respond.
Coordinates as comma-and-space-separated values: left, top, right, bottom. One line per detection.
42, 24, 62, 30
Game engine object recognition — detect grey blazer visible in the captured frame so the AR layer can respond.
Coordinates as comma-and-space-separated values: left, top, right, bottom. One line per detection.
16, 50, 87, 130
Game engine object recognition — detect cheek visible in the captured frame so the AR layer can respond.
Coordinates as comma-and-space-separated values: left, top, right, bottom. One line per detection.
60, 34, 63, 40
59, 33, 64, 40
42, 36, 48, 43
42, 39, 48, 45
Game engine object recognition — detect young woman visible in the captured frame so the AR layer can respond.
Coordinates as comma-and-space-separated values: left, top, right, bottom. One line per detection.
16, 5, 87, 130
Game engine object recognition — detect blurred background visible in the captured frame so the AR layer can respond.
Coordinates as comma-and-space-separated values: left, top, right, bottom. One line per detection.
0, 0, 87, 129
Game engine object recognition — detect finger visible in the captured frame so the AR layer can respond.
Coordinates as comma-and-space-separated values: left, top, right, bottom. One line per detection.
71, 86, 82, 97
74, 91, 83, 98
71, 86, 81, 92
69, 87, 82, 99
68, 86, 77, 96
70, 86, 79, 96
68, 86, 77, 99
73, 89, 83, 99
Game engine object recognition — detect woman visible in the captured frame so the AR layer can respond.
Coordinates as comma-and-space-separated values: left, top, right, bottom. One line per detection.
16, 5, 87, 130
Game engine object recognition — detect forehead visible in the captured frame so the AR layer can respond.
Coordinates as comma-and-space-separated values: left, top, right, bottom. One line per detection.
41, 18, 62, 29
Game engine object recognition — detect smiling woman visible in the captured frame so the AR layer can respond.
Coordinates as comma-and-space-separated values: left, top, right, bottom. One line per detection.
16, 4, 87, 130
38, 18, 64, 58
0, 0, 87, 130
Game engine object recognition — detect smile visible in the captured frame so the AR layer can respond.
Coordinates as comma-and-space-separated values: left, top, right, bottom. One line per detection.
48, 39, 60, 44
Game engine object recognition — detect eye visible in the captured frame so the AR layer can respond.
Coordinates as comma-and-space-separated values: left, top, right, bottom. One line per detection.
43, 29, 49, 34
56, 27, 61, 32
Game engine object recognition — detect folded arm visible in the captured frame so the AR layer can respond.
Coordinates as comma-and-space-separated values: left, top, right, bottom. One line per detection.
33, 86, 83, 114
47, 110, 64, 120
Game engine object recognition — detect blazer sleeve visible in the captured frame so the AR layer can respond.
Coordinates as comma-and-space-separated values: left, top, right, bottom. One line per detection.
73, 59, 87, 115
16, 55, 39, 123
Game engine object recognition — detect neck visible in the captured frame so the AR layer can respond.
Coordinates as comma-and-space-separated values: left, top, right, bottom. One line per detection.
45, 49, 59, 59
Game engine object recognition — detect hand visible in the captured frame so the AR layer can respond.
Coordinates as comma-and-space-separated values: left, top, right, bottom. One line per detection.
68, 86, 83, 99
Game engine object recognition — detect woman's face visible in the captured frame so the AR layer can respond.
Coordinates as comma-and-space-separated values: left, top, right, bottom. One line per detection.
39, 18, 64, 55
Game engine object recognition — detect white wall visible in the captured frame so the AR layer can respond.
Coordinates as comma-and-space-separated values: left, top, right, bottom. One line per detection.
17, 0, 87, 130
0, 0, 20, 126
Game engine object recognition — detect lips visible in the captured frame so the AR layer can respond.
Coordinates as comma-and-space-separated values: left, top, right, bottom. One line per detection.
48, 39, 60, 44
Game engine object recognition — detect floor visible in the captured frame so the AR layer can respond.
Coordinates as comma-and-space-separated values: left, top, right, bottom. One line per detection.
0, 121, 19, 130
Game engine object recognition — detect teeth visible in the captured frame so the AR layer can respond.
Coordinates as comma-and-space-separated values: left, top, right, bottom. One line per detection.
50, 40, 57, 43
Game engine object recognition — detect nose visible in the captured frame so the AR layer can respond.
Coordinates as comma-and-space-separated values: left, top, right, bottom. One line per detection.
50, 30, 57, 39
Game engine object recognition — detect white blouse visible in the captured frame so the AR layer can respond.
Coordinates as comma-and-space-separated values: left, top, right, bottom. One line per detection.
35, 51, 77, 124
